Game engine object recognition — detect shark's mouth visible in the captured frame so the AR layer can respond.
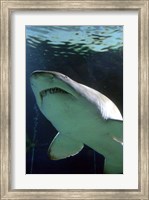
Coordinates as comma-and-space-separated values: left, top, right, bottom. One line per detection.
40, 87, 69, 98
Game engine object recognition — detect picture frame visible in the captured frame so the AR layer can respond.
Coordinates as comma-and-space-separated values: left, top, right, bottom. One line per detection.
0, 0, 148, 199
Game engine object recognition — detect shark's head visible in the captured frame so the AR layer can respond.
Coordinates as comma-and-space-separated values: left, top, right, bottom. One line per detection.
30, 70, 90, 125
30, 70, 80, 106
30, 70, 122, 124
30, 70, 98, 133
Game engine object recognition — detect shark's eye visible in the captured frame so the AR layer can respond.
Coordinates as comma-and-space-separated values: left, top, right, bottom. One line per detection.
61, 74, 67, 79
64, 75, 68, 79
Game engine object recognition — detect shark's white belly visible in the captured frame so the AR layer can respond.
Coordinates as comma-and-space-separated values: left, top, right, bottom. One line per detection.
40, 93, 123, 173
40, 93, 102, 134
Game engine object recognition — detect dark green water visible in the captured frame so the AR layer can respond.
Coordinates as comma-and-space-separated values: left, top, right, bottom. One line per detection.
26, 26, 123, 174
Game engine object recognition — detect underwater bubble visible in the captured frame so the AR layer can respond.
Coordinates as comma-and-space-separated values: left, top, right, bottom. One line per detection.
28, 44, 37, 49
63, 55, 68, 57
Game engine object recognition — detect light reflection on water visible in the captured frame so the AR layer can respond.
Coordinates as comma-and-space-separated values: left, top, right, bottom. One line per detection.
26, 26, 123, 55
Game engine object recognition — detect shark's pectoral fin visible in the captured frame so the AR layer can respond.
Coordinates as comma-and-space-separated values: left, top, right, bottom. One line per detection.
48, 132, 84, 160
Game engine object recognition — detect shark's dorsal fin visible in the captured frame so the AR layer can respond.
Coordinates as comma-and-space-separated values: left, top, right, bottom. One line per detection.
48, 132, 84, 160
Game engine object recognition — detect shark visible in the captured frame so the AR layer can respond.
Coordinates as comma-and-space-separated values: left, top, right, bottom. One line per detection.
30, 70, 123, 174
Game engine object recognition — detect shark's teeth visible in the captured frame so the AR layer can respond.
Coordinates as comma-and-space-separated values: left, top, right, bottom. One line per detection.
40, 87, 69, 97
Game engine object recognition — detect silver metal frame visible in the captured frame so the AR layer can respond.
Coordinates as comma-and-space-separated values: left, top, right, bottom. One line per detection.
0, 1, 148, 199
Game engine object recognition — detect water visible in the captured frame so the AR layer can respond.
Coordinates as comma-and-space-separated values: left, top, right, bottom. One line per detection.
26, 26, 123, 174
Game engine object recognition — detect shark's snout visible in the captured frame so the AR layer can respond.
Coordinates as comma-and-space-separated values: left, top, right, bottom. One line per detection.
30, 70, 80, 101
30, 71, 55, 81
30, 71, 56, 91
